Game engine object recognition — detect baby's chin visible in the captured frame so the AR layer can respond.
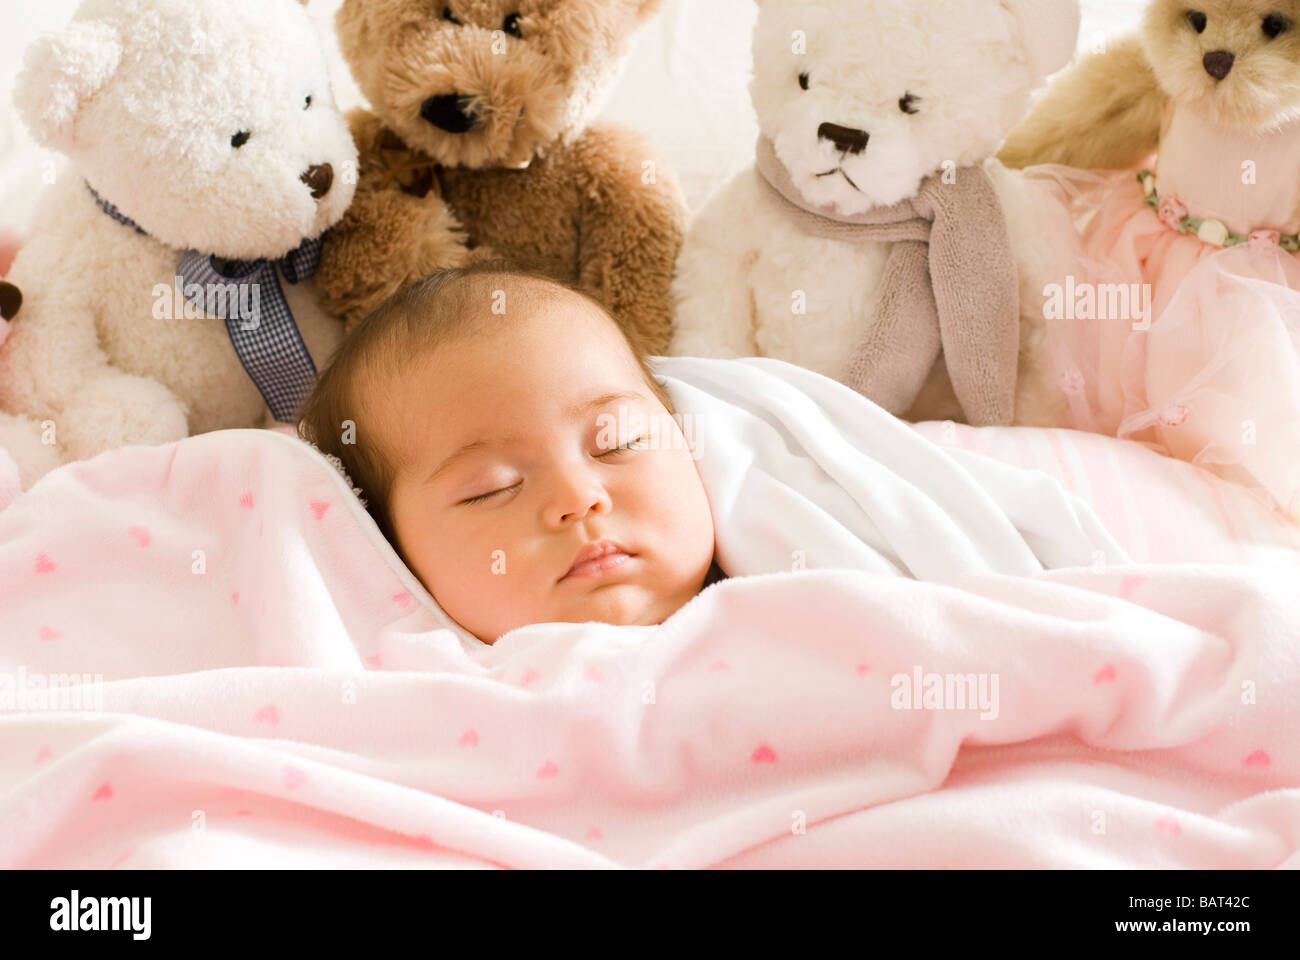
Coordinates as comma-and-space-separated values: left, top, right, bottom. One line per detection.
552, 581, 682, 629
472, 580, 694, 642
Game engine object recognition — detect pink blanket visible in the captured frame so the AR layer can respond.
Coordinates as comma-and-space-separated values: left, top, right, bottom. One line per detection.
1, 358, 1298, 869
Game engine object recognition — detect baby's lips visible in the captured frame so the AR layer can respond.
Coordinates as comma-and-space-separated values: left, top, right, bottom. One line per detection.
559, 540, 634, 582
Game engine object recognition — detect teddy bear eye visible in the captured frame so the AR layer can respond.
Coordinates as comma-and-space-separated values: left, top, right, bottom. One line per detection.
1263, 13, 1291, 38
1187, 10, 1208, 33
231, 131, 251, 149
442, 5, 461, 25
503, 12, 523, 38
798, 72, 810, 91
899, 92, 922, 115
304, 95, 313, 110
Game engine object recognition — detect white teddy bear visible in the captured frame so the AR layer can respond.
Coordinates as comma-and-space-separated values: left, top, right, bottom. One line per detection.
0, 0, 358, 489
671, 0, 1080, 427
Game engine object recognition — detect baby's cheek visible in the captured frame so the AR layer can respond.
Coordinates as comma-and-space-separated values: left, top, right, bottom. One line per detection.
643, 452, 715, 558
429, 533, 554, 637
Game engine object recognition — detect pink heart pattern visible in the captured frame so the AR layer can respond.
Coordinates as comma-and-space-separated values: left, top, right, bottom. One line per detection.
1093, 664, 1117, 684
282, 765, 308, 790
392, 591, 412, 609
34, 553, 55, 574
253, 704, 279, 727
35, 746, 51, 764
38, 626, 59, 642
1243, 749, 1271, 768
459, 729, 479, 747
126, 526, 150, 547
92, 782, 114, 801
536, 760, 559, 779
309, 499, 330, 521
1120, 575, 1146, 601
1154, 816, 1182, 836
239, 491, 254, 509
751, 743, 778, 764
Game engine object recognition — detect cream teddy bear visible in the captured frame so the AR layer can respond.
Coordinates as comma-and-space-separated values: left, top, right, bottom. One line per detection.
671, 0, 1080, 427
0, 0, 358, 489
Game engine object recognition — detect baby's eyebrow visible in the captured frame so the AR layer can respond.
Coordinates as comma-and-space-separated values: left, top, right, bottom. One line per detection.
562, 390, 647, 419
425, 439, 498, 485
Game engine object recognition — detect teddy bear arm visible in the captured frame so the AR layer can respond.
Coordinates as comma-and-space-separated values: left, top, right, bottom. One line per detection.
667, 178, 762, 360
318, 168, 475, 328
999, 33, 1166, 172
0, 257, 187, 456
570, 126, 689, 356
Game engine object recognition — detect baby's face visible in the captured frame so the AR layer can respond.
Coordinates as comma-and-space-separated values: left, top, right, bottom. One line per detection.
383, 287, 716, 643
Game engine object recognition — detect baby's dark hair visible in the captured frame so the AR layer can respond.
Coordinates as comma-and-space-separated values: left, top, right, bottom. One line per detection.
297, 262, 676, 543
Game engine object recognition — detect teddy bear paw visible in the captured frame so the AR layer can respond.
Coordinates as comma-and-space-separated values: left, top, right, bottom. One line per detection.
58, 376, 190, 460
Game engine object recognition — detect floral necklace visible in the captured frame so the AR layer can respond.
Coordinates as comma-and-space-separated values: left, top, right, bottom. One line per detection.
1138, 170, 1300, 252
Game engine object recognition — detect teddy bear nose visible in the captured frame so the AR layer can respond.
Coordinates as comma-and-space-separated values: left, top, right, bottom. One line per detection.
421, 93, 480, 133
0, 280, 21, 322
300, 163, 334, 200
818, 122, 870, 155
1203, 50, 1235, 80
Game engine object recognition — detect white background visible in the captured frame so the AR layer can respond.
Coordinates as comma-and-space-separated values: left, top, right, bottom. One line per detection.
0, 0, 1146, 227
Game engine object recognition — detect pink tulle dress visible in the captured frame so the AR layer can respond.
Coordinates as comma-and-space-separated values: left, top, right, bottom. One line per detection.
1025, 106, 1300, 521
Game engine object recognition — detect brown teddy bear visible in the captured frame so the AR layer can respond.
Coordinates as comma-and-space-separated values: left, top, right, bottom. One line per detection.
319, 0, 688, 354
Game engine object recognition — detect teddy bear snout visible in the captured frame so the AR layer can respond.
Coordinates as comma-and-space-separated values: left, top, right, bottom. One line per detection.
817, 122, 870, 156
420, 93, 481, 133
0, 281, 21, 323
300, 163, 334, 200
1203, 50, 1235, 80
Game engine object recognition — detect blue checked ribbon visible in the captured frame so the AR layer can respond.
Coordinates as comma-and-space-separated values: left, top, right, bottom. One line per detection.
90, 184, 322, 423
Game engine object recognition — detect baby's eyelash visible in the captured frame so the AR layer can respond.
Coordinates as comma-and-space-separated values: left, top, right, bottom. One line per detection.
597, 436, 648, 457
459, 481, 521, 505
459, 438, 647, 505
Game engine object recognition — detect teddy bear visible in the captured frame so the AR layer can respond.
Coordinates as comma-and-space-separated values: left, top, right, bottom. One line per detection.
0, 0, 358, 490
670, 0, 1081, 428
317, 0, 689, 355
998, 0, 1300, 517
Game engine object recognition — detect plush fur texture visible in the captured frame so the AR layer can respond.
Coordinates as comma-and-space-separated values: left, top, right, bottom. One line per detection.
670, 0, 1080, 426
317, 0, 689, 354
1001, 0, 1300, 172
0, 0, 358, 489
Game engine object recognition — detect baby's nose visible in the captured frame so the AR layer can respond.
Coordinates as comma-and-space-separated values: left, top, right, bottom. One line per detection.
559, 496, 606, 524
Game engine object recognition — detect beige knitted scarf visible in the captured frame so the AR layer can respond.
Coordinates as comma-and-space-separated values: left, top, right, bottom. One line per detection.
754, 136, 1020, 426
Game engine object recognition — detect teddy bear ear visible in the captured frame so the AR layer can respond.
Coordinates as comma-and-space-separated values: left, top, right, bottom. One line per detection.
13, 20, 124, 152
633, 0, 667, 21
999, 0, 1081, 85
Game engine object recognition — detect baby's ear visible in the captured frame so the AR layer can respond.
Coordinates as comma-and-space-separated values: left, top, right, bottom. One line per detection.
14, 20, 123, 152
999, 0, 1081, 85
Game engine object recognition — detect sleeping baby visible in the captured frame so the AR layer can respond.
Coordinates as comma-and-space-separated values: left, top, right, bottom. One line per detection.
298, 264, 725, 644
